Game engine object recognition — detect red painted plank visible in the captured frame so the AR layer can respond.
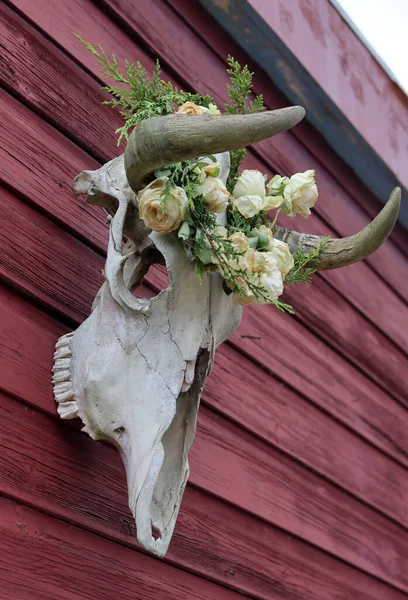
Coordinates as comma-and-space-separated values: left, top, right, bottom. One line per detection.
1, 494, 404, 600
0, 2, 159, 162
0, 188, 104, 322
0, 96, 105, 251
0, 497, 243, 600
0, 389, 407, 593
97, 0, 408, 302
206, 344, 408, 513
1, 182, 408, 476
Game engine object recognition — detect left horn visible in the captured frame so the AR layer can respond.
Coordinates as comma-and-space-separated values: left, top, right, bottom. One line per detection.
274, 187, 401, 271
124, 107, 305, 191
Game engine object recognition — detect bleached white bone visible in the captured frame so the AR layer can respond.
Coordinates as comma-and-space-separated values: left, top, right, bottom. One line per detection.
53, 152, 241, 556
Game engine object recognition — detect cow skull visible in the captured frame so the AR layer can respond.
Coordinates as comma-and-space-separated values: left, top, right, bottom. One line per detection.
53, 108, 400, 556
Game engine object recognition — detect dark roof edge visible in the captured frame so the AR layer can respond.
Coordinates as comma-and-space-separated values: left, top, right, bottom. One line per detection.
199, 0, 408, 231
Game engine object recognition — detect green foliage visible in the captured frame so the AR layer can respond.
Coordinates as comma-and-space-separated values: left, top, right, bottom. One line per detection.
75, 35, 214, 145
227, 148, 247, 194
224, 56, 266, 193
228, 208, 268, 235
284, 238, 329, 285
224, 56, 265, 115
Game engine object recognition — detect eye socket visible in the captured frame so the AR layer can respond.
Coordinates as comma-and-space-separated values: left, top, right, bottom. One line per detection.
131, 256, 170, 299
114, 426, 126, 435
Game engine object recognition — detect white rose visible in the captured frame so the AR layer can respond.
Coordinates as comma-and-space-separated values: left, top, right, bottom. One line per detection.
216, 231, 250, 275
138, 177, 188, 233
214, 225, 228, 239
283, 169, 318, 218
266, 174, 289, 196
262, 195, 284, 211
247, 249, 266, 274
233, 170, 266, 199
232, 195, 265, 218
208, 103, 221, 114
196, 157, 220, 183
197, 177, 230, 213
268, 238, 294, 278
259, 254, 284, 302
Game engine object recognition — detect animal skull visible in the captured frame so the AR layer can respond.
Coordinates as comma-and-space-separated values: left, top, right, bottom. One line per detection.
53, 109, 400, 556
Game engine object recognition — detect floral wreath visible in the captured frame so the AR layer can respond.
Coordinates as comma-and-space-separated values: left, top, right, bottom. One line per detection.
80, 37, 326, 313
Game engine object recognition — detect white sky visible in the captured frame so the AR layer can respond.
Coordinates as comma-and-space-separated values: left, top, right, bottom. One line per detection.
335, 0, 408, 93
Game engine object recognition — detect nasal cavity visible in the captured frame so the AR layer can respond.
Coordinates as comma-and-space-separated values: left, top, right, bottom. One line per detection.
151, 523, 162, 541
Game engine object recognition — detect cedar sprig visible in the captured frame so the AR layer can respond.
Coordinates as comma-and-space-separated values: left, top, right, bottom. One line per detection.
224, 56, 266, 192
284, 238, 329, 285
75, 35, 214, 145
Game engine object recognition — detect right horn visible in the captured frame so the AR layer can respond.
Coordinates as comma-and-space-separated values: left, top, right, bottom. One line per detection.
124, 107, 305, 191
274, 188, 401, 271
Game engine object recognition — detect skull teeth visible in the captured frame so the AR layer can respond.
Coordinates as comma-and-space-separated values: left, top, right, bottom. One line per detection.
57, 401, 78, 419
52, 370, 70, 383
53, 332, 78, 420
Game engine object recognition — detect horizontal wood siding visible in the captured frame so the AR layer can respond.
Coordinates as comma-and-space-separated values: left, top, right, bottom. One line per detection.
0, 0, 407, 598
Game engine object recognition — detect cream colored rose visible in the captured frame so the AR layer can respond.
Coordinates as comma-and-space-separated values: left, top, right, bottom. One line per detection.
247, 249, 266, 274
176, 101, 220, 115
266, 174, 288, 196
233, 280, 254, 306
138, 177, 188, 233
233, 170, 266, 199
176, 101, 208, 115
233, 251, 284, 305
283, 169, 318, 218
228, 231, 249, 252
259, 255, 284, 302
262, 195, 284, 210
197, 177, 230, 213
214, 225, 228, 239
268, 238, 294, 278
233, 170, 284, 216
195, 156, 220, 183
232, 194, 265, 218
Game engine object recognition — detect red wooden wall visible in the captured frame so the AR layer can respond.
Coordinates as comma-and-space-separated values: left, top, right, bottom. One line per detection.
0, 1, 407, 598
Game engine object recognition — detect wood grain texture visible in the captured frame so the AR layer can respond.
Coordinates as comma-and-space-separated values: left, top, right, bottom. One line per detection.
0, 496, 243, 600
0, 386, 407, 593
0, 493, 404, 600
1, 179, 408, 488
1, 35, 408, 415
0, 289, 408, 590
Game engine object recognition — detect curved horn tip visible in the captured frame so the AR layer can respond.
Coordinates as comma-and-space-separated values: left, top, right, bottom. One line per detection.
373, 186, 401, 242
286, 105, 306, 124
